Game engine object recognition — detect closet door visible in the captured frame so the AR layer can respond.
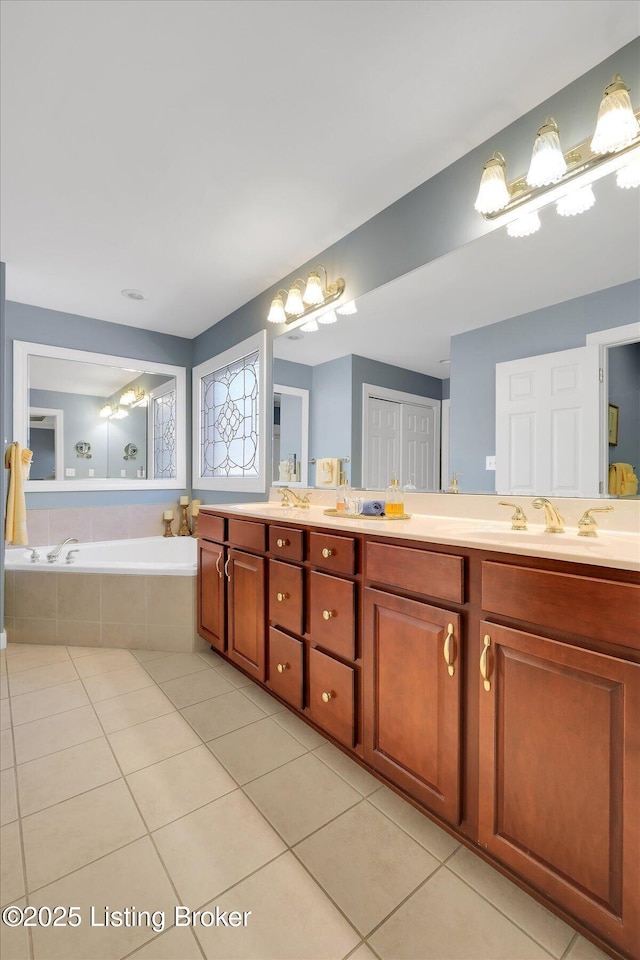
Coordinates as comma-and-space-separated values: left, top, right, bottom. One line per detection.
365, 397, 400, 489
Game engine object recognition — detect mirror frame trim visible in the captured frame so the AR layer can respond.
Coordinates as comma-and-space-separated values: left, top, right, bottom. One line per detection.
272, 383, 309, 487
13, 340, 187, 491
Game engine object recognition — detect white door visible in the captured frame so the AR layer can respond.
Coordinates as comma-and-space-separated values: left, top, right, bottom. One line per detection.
495, 345, 600, 497
402, 402, 437, 491
366, 397, 400, 489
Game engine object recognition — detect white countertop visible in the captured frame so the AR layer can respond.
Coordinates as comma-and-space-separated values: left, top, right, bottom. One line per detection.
201, 501, 640, 573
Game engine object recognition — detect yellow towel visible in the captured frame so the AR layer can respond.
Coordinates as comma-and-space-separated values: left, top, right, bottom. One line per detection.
608, 462, 639, 497
4, 443, 32, 546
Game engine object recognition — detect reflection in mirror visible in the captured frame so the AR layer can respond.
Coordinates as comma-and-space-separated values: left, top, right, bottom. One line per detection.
272, 384, 309, 486
273, 174, 639, 497
14, 341, 187, 491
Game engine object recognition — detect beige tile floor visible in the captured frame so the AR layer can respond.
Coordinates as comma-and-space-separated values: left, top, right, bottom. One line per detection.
0, 642, 615, 960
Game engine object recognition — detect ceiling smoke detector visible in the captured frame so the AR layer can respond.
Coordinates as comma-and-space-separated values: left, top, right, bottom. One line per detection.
121, 289, 147, 301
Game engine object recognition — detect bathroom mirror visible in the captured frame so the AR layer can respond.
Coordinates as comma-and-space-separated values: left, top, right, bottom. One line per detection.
273, 174, 639, 497
272, 384, 309, 486
14, 341, 187, 491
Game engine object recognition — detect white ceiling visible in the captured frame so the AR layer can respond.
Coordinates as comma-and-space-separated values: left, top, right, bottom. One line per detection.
1, 0, 638, 337
274, 174, 640, 377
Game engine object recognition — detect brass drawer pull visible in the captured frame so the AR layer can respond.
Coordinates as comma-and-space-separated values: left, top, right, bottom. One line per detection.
322, 609, 336, 620
224, 557, 231, 581
276, 538, 289, 548
321, 691, 334, 703
444, 623, 455, 677
321, 547, 334, 558
480, 634, 491, 692
276, 662, 289, 674
215, 554, 222, 579
276, 592, 288, 602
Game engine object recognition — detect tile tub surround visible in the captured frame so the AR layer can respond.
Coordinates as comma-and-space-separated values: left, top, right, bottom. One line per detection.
16, 503, 191, 548
1, 639, 614, 960
4, 571, 205, 653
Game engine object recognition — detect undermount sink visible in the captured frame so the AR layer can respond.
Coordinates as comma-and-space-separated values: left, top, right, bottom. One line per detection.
467, 529, 583, 545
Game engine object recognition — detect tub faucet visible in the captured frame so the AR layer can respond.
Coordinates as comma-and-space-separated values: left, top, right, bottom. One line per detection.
47, 538, 79, 563
532, 498, 564, 534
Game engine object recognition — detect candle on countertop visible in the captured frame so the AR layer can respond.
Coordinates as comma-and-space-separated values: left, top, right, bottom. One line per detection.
164, 510, 174, 520
180, 496, 189, 505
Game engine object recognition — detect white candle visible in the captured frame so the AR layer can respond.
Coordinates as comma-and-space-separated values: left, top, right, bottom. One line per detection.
192, 506, 200, 517
191, 499, 201, 508
164, 510, 173, 520
180, 496, 189, 505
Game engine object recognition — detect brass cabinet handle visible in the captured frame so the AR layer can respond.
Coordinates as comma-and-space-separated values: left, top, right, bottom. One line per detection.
224, 557, 231, 581
215, 554, 222, 579
276, 662, 289, 674
480, 634, 491, 692
276, 592, 288, 602
321, 547, 334, 558
322, 609, 336, 620
321, 691, 334, 703
276, 538, 289, 548
444, 623, 455, 677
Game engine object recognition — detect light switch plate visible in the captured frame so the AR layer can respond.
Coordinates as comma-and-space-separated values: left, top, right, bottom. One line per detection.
486, 456, 496, 471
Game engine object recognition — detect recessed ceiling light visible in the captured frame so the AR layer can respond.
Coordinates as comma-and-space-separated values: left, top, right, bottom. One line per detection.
121, 289, 147, 301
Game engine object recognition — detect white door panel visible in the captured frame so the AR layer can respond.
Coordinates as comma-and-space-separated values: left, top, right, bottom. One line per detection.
496, 345, 600, 497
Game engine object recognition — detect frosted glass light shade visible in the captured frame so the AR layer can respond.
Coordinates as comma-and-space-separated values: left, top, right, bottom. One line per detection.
556, 184, 596, 217
318, 309, 338, 324
99, 403, 113, 418
507, 211, 541, 238
527, 119, 567, 187
303, 271, 324, 306
300, 318, 319, 333
336, 300, 357, 315
120, 388, 136, 406
616, 158, 640, 189
267, 296, 287, 323
285, 286, 304, 316
474, 154, 509, 214
591, 76, 640, 154
111, 407, 128, 419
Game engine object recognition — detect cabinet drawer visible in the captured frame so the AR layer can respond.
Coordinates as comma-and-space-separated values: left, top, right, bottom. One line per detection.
268, 628, 303, 710
482, 562, 640, 649
228, 518, 267, 552
269, 526, 304, 562
309, 531, 356, 575
310, 571, 356, 660
269, 560, 304, 635
366, 541, 464, 604
198, 512, 225, 543
308, 647, 355, 748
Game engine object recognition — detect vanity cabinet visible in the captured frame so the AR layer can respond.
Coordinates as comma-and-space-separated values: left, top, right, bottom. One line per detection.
363, 588, 462, 825
198, 507, 640, 960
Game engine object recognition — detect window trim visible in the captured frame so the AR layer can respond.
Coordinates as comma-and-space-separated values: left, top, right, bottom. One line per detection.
192, 330, 270, 492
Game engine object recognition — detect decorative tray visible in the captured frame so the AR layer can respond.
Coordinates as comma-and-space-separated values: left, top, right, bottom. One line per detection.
323, 508, 412, 521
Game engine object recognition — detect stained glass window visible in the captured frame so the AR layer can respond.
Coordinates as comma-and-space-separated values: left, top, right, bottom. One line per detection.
152, 387, 176, 479
200, 350, 259, 478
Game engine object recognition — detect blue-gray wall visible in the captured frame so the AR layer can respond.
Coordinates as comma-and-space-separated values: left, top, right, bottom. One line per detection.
6, 301, 192, 507
608, 341, 640, 472
450, 280, 640, 492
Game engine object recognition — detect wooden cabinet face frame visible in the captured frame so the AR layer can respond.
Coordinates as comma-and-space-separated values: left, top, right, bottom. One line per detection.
197, 538, 226, 652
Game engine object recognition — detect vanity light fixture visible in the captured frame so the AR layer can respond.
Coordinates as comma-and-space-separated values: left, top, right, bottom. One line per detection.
474, 73, 639, 236
99, 403, 114, 418
336, 300, 358, 316
317, 309, 338, 324
98, 402, 128, 420
300, 318, 319, 333
526, 118, 567, 188
591, 75, 640, 154
119, 388, 137, 406
266, 266, 346, 325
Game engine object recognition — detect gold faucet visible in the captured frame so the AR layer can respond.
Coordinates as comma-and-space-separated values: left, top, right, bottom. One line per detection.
577, 506, 613, 537
278, 487, 311, 509
532, 498, 564, 533
499, 501, 528, 530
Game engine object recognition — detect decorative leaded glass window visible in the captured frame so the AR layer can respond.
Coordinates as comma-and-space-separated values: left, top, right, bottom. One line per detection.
151, 384, 176, 479
200, 350, 259, 479
193, 331, 268, 492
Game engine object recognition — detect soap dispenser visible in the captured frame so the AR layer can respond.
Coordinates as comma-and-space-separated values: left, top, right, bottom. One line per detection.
447, 471, 462, 494
385, 474, 404, 516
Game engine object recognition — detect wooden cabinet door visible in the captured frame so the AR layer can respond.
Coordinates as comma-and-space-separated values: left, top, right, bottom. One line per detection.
478, 622, 640, 958
308, 647, 355, 748
268, 628, 304, 710
363, 588, 462, 825
228, 549, 266, 682
197, 539, 226, 652
309, 571, 356, 660
269, 560, 304, 636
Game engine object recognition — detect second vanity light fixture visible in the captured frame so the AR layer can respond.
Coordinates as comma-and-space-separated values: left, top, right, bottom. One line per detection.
474, 73, 640, 237
267, 265, 356, 330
